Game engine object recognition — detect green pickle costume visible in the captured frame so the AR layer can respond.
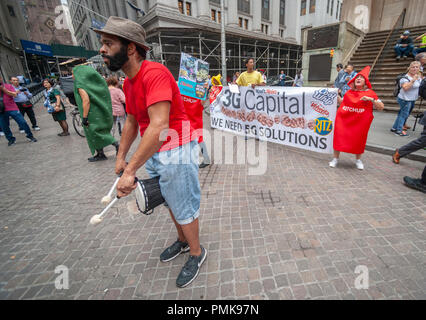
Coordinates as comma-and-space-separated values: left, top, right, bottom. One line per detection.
73, 65, 116, 156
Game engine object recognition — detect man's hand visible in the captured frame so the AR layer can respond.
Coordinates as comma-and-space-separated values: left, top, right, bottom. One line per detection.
251, 84, 256, 89
115, 158, 127, 175
82, 117, 89, 127
116, 171, 137, 198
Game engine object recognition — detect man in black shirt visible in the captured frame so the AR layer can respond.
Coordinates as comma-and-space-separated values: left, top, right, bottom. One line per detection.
394, 30, 414, 61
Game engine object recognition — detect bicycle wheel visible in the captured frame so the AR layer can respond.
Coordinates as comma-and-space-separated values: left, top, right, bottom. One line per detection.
72, 113, 85, 138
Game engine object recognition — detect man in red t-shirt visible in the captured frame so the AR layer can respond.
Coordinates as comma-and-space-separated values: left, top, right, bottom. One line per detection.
94, 16, 206, 288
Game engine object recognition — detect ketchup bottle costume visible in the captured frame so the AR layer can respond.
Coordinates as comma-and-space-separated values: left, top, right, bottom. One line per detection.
333, 66, 378, 155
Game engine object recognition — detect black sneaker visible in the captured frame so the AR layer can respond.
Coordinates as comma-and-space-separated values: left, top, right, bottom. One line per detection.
88, 153, 107, 162
390, 128, 397, 133
403, 177, 426, 193
176, 246, 207, 288
27, 137, 37, 143
8, 140, 16, 146
160, 239, 190, 263
199, 162, 210, 169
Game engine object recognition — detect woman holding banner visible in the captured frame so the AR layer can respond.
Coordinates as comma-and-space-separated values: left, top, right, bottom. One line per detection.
329, 66, 384, 170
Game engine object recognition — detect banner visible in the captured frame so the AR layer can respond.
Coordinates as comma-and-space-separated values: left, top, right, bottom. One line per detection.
178, 53, 209, 100
209, 86, 338, 154
20, 40, 53, 57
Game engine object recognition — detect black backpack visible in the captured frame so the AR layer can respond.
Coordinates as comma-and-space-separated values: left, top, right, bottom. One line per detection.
393, 73, 409, 97
418, 78, 426, 100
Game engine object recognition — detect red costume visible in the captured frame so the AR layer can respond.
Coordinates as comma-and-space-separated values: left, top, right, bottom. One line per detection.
182, 95, 204, 143
333, 66, 379, 154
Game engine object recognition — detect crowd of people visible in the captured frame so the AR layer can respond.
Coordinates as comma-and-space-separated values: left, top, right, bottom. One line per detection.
1, 16, 425, 291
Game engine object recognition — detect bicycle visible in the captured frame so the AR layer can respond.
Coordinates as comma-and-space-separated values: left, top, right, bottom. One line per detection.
70, 106, 85, 138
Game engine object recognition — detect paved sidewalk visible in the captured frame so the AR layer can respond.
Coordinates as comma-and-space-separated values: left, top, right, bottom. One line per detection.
0, 102, 424, 300
367, 111, 425, 161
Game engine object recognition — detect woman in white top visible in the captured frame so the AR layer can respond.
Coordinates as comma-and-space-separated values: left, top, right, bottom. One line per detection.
293, 70, 303, 87
391, 61, 423, 137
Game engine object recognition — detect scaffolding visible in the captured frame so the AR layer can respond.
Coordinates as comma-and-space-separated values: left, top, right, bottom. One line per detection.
146, 28, 302, 82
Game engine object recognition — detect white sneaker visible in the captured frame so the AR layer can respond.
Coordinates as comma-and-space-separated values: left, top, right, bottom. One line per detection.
20, 130, 25, 134
0, 131, 5, 136
33, 126, 41, 131
329, 158, 338, 168
356, 160, 364, 170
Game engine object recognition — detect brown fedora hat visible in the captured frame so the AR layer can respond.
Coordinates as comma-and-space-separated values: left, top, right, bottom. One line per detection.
92, 16, 150, 51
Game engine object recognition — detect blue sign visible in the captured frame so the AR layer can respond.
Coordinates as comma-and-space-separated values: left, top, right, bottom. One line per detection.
20, 40, 53, 57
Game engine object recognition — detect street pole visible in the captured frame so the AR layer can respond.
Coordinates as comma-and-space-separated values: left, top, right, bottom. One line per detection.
23, 52, 33, 83
220, 0, 227, 85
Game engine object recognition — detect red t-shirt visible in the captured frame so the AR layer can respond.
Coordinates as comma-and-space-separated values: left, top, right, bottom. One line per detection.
2, 84, 19, 111
123, 60, 194, 152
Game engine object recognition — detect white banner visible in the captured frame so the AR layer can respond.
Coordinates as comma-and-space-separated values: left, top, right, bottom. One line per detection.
209, 86, 338, 154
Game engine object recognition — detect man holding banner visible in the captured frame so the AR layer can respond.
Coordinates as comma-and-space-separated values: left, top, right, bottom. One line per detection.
236, 58, 266, 89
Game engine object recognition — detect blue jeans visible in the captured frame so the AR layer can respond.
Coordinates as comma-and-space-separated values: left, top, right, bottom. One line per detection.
394, 44, 414, 57
413, 47, 426, 56
145, 140, 201, 225
392, 98, 416, 133
0, 110, 34, 142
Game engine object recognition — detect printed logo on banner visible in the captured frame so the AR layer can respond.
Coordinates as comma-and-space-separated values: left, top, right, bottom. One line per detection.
312, 89, 337, 106
314, 117, 333, 136
311, 102, 330, 117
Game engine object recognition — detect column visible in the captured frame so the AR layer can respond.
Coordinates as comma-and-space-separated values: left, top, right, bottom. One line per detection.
197, 0, 210, 20
271, 0, 280, 37
252, 0, 262, 32
107, 0, 118, 16
227, 0, 238, 27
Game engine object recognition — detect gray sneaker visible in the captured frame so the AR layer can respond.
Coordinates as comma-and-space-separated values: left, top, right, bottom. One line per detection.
160, 239, 190, 262
176, 246, 207, 288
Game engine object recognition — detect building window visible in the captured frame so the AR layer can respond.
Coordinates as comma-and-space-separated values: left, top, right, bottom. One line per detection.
279, 0, 285, 25
238, 0, 250, 14
212, 9, 216, 21
261, 24, 269, 35
210, 0, 220, 4
261, 0, 270, 20
178, 0, 184, 14
218, 11, 221, 23
310, 0, 315, 13
239, 17, 243, 27
186, 2, 192, 16
301, 0, 306, 16
279, 29, 284, 38
7, 5, 16, 17
244, 19, 248, 29
330, 0, 334, 16
327, 0, 330, 13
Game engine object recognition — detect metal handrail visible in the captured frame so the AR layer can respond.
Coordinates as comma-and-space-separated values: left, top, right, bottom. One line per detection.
371, 8, 406, 75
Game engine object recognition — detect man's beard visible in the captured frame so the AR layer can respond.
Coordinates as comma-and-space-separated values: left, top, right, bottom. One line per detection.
102, 46, 128, 72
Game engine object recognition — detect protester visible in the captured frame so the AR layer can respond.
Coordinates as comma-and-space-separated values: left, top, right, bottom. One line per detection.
338, 64, 357, 96
390, 61, 422, 137
95, 16, 206, 288
11, 77, 40, 132
236, 58, 265, 89
0, 76, 37, 146
107, 76, 126, 138
292, 70, 304, 87
43, 79, 70, 136
279, 70, 286, 86
329, 66, 384, 170
182, 95, 211, 169
394, 30, 414, 61
73, 65, 119, 162
334, 63, 345, 94
392, 110, 425, 167
211, 74, 222, 86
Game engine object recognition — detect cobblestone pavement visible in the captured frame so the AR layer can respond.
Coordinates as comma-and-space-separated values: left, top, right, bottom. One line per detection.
0, 102, 425, 300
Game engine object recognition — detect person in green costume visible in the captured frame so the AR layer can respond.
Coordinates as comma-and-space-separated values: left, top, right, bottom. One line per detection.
72, 65, 119, 162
